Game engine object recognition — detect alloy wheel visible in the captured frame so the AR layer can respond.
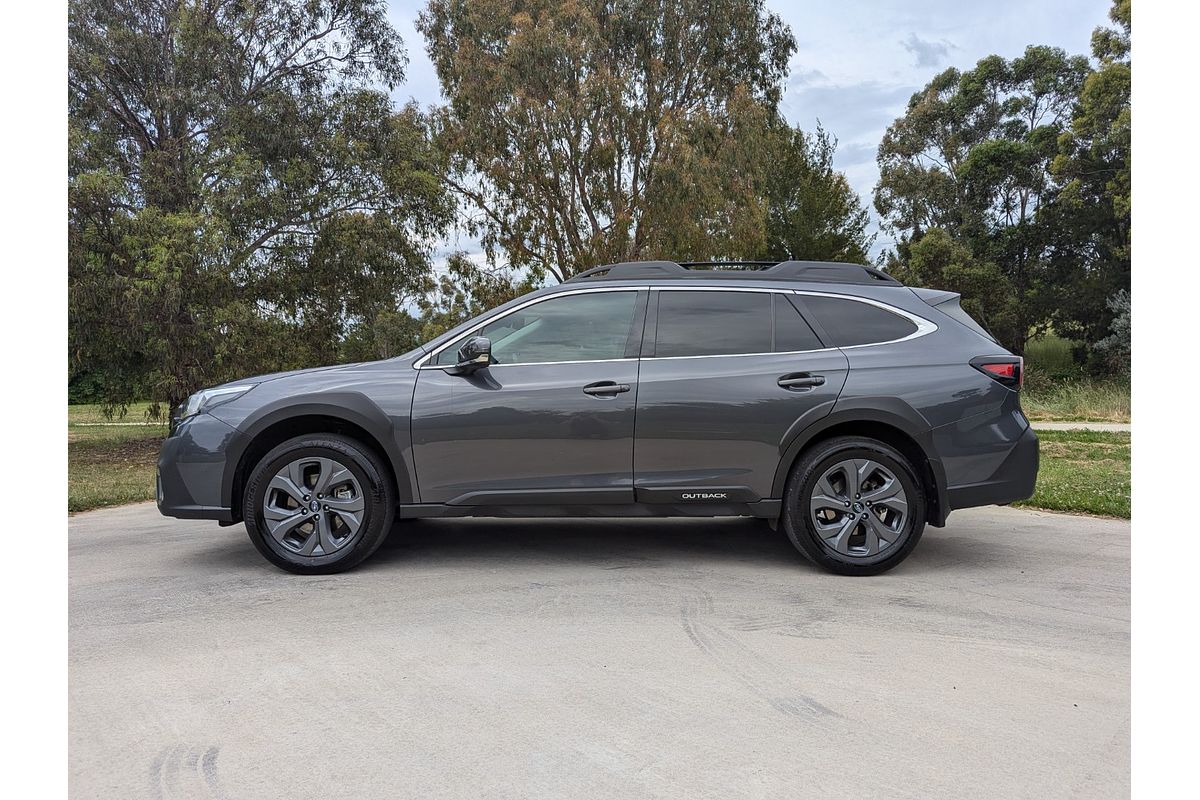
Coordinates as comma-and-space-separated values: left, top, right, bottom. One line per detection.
809, 458, 909, 558
262, 457, 365, 557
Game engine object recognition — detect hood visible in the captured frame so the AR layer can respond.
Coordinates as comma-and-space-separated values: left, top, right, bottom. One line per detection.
225, 344, 428, 388
224, 362, 366, 387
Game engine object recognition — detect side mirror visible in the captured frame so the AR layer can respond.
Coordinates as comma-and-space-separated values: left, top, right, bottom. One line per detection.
447, 336, 492, 375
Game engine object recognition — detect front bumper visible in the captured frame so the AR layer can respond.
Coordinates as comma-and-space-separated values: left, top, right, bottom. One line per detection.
156, 412, 247, 522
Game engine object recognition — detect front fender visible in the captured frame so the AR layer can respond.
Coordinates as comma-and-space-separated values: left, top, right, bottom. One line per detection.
215, 391, 416, 508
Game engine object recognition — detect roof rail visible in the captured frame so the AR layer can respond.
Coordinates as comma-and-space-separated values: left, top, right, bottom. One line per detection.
679, 260, 778, 269
569, 261, 688, 281
565, 259, 901, 286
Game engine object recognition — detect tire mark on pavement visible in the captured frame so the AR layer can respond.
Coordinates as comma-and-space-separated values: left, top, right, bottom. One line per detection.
149, 745, 231, 800
677, 587, 839, 720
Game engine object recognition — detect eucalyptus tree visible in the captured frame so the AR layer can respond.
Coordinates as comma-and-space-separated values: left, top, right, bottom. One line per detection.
1047, 0, 1131, 355
69, 0, 451, 411
418, 0, 796, 281
874, 46, 1090, 353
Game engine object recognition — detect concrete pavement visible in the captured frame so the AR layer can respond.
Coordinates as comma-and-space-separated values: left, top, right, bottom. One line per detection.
69, 503, 1130, 799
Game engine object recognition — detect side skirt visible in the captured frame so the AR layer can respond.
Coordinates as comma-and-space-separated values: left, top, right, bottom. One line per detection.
398, 500, 782, 521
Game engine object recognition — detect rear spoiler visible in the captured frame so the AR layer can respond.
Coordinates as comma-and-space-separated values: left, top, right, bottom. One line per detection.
909, 287, 999, 344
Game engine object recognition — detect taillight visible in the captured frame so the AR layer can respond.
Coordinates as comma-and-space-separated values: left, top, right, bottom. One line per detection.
971, 356, 1023, 389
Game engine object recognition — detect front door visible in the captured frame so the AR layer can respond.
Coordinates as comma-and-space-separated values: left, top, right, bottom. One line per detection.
412, 288, 646, 505
633, 288, 849, 502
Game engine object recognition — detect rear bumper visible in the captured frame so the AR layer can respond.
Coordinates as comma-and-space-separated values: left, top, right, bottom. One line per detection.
945, 424, 1039, 510
156, 413, 245, 522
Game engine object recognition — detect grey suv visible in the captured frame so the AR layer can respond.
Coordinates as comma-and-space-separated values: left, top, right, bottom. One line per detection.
157, 260, 1038, 575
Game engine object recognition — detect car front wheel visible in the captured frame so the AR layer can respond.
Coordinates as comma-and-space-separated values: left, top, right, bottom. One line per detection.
782, 436, 926, 576
242, 434, 395, 574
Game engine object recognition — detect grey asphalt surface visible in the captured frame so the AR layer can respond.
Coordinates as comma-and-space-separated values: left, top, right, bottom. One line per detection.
69, 503, 1129, 799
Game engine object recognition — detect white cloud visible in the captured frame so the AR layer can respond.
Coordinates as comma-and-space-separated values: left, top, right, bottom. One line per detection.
901, 33, 956, 68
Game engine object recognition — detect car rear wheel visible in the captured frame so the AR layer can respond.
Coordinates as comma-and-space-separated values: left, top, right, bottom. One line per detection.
242, 434, 395, 574
782, 436, 926, 576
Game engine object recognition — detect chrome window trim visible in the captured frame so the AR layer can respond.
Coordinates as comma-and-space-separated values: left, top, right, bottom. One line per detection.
643, 347, 841, 362
413, 286, 642, 370
469, 357, 638, 369
413, 283, 938, 369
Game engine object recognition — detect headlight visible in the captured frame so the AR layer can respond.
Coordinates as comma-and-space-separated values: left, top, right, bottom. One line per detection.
178, 384, 257, 421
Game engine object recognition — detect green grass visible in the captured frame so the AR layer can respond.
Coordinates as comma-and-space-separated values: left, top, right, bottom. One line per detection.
1016, 430, 1130, 518
69, 405, 167, 513
1021, 333, 1130, 422
68, 401, 165, 425
1024, 333, 1077, 376
1021, 381, 1130, 423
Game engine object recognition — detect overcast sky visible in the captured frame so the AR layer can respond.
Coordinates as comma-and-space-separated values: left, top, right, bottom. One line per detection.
384, 0, 1112, 262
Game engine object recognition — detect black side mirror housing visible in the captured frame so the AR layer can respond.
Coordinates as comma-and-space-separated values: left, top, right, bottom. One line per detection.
447, 336, 492, 375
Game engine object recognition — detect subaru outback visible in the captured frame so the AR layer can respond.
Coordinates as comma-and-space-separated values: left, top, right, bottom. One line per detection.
157, 260, 1038, 575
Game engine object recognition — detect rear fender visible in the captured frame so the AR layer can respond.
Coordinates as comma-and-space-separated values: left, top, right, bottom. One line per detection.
771, 399, 949, 526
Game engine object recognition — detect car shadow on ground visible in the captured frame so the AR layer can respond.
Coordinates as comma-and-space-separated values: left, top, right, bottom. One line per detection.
185, 516, 991, 576
184, 516, 801, 573
370, 516, 800, 569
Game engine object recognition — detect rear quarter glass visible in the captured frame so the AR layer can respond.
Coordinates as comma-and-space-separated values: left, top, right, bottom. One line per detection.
800, 295, 918, 347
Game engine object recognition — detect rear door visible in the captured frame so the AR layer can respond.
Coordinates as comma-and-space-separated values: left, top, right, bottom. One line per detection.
632, 288, 848, 502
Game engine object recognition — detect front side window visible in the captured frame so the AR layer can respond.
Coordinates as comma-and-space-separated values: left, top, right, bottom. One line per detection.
433, 291, 639, 366
799, 295, 919, 347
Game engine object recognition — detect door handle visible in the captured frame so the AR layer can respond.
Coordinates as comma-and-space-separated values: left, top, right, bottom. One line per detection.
582, 381, 631, 397
778, 373, 826, 390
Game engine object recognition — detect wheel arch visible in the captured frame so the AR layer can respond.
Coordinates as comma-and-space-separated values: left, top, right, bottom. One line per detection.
773, 406, 949, 527
221, 393, 414, 520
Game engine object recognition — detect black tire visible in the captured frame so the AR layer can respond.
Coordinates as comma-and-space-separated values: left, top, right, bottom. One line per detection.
242, 434, 396, 574
781, 436, 926, 576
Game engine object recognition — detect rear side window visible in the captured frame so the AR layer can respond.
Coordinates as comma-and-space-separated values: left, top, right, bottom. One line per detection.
655, 291, 772, 357
800, 295, 918, 347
